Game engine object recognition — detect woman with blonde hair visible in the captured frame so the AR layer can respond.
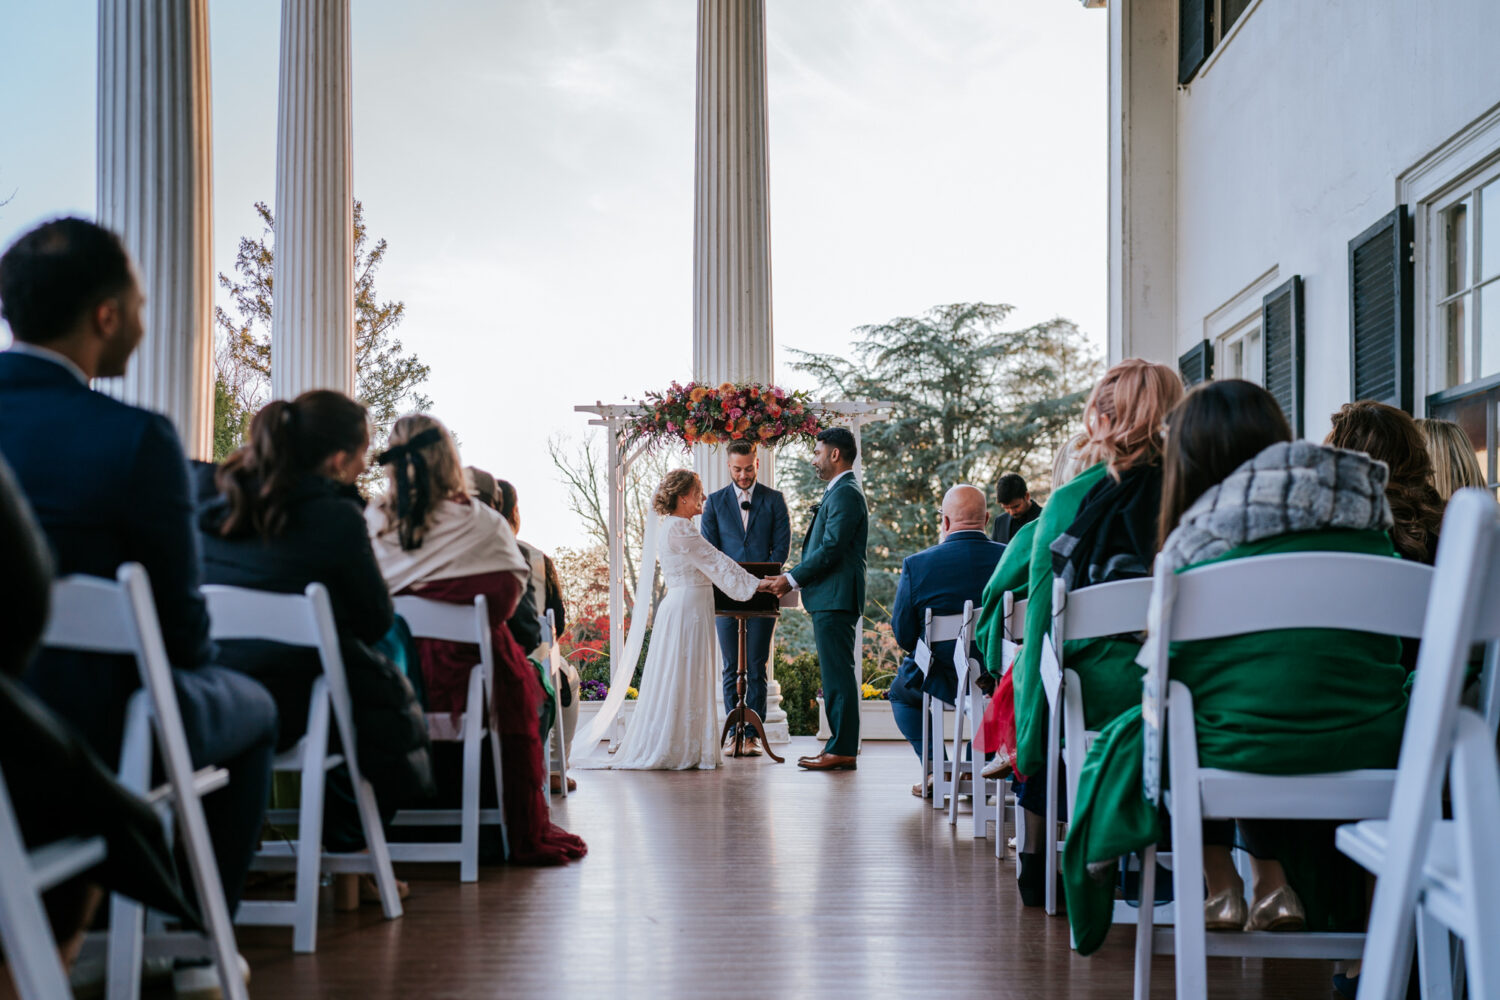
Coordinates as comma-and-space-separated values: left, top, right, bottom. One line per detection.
575, 469, 764, 770
1009, 359, 1183, 905
368, 413, 585, 865
1416, 417, 1487, 501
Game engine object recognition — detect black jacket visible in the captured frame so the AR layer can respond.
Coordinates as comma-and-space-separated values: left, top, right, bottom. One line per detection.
989, 498, 1042, 544
198, 475, 431, 804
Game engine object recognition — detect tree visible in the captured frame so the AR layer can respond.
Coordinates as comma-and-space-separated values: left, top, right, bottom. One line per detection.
212, 200, 432, 461
787, 302, 1102, 612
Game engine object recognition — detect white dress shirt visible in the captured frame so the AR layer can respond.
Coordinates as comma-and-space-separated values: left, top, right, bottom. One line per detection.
735, 484, 753, 531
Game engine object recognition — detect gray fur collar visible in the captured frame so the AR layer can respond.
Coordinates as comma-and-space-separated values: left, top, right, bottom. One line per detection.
1158, 441, 1393, 571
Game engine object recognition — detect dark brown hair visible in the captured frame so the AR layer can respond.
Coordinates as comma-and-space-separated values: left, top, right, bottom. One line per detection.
1158, 380, 1292, 546
652, 469, 700, 516
726, 440, 756, 458
216, 390, 369, 538
1327, 400, 1445, 563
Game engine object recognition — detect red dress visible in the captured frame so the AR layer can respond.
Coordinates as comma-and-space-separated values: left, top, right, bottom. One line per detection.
405, 570, 586, 865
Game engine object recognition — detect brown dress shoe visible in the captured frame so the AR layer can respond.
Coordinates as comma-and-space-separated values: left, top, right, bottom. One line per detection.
798, 752, 856, 771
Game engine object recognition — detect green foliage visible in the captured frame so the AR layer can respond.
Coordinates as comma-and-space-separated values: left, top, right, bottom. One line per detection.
786, 302, 1101, 613
773, 650, 823, 736
212, 200, 432, 464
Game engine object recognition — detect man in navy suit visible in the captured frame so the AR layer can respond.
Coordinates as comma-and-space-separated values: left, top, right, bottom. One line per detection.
0, 219, 278, 941
699, 441, 791, 756
889, 485, 1006, 793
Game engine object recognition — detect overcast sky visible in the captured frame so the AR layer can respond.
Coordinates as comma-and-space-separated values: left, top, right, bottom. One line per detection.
0, 0, 1106, 555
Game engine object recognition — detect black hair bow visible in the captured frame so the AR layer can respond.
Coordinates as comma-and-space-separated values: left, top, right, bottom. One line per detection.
375, 427, 445, 551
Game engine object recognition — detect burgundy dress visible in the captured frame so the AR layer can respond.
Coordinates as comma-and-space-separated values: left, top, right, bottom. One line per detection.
406, 570, 586, 865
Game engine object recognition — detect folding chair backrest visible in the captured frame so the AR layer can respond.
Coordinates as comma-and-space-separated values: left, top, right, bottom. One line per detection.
1051, 576, 1152, 642
201, 584, 362, 783
539, 609, 556, 646
1140, 550, 1436, 806
394, 594, 494, 693
953, 601, 979, 682
1002, 593, 1027, 643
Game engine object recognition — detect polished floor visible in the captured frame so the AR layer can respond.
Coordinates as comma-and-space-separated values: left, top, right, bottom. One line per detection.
238, 738, 1340, 999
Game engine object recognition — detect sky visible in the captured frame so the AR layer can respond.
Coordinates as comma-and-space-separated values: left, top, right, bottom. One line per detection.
0, 0, 1107, 556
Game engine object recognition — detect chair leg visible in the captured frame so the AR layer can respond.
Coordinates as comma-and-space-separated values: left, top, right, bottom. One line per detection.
108, 693, 153, 1000
292, 687, 332, 954
353, 776, 403, 919
1167, 684, 1208, 1000
1133, 844, 1157, 1000
551, 676, 568, 800
481, 670, 510, 862
1415, 903, 1455, 1000
972, 686, 989, 840
1044, 744, 1060, 915
1451, 711, 1500, 1000
920, 693, 931, 797
460, 667, 484, 882
949, 685, 965, 828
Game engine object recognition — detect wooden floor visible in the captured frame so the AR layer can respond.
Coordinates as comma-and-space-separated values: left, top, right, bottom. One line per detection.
239, 738, 1340, 999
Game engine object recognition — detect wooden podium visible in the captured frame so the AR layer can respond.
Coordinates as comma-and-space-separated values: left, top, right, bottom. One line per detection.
714, 562, 792, 764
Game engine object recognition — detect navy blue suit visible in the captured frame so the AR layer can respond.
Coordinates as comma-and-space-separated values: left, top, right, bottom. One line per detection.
699, 481, 791, 730
0, 350, 277, 911
888, 529, 1006, 758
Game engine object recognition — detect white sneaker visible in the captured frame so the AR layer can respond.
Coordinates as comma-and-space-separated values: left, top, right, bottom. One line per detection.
172, 953, 250, 1000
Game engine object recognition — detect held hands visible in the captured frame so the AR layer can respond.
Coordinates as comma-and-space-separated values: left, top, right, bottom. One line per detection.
758, 574, 793, 597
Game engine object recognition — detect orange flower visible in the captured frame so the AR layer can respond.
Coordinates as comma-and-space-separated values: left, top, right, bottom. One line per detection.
758, 425, 774, 440
730, 430, 744, 440
749, 386, 761, 400
718, 382, 734, 394
689, 387, 708, 404
736, 416, 751, 432
700, 431, 718, 445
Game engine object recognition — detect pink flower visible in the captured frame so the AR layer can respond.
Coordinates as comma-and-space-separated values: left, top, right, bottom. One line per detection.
666, 422, 677, 434
727, 407, 743, 419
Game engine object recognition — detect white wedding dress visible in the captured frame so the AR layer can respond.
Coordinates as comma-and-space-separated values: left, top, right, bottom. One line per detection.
576, 515, 760, 770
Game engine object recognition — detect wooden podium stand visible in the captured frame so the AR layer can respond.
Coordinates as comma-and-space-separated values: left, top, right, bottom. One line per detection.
714, 562, 790, 764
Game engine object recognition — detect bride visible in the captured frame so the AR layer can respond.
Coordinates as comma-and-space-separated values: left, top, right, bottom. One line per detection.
576, 469, 768, 770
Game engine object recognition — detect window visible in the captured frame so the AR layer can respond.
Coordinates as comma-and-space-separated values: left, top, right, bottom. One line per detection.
1428, 386, 1498, 492
1216, 317, 1263, 385
1179, 0, 1262, 84
1216, 0, 1253, 42
1433, 171, 1500, 389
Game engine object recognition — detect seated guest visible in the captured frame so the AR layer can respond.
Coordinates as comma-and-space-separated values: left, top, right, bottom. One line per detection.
1011, 359, 1183, 905
990, 472, 1041, 543
888, 485, 1005, 794
1327, 400, 1445, 565
368, 415, 586, 865
1416, 417, 1487, 501
198, 391, 432, 888
0, 218, 276, 990
1063, 379, 1408, 956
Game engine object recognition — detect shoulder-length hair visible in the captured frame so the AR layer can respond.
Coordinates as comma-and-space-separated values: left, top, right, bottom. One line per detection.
1078, 358, 1184, 479
1416, 417, 1487, 501
375, 414, 466, 550
1327, 400, 1445, 563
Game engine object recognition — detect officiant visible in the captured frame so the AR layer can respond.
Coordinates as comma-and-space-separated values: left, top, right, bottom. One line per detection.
700, 441, 792, 756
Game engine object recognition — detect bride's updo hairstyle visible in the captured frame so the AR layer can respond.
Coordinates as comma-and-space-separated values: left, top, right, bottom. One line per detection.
652, 469, 700, 516
376, 413, 465, 551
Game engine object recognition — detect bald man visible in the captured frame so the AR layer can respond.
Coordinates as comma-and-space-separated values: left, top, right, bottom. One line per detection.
888, 485, 1007, 790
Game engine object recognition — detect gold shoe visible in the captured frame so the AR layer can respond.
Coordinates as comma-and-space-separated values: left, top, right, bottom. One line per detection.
1244, 885, 1306, 932
1203, 888, 1248, 931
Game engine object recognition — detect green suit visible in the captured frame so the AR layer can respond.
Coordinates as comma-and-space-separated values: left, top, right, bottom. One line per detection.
789, 472, 868, 756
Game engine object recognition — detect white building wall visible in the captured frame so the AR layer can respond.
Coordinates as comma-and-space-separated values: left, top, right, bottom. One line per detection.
1145, 0, 1500, 435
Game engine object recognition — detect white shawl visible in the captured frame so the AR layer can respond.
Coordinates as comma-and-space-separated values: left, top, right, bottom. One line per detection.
366, 497, 529, 594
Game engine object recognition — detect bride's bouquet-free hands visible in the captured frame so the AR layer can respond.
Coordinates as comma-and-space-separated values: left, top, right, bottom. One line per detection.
756, 575, 792, 596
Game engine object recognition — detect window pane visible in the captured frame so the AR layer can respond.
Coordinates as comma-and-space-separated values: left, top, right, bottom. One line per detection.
1221, 0, 1253, 34
1227, 340, 1243, 378
1484, 179, 1500, 282
1432, 392, 1489, 489
1447, 199, 1470, 295
1483, 282, 1500, 378
1447, 295, 1469, 386
1247, 330, 1263, 384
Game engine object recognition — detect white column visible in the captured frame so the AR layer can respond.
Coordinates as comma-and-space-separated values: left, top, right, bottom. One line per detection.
693, 0, 785, 741
271, 0, 355, 400
96, 0, 214, 460
1108, 0, 1177, 365
692, 0, 775, 497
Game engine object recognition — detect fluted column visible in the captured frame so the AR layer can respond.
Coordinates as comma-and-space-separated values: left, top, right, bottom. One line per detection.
96, 0, 214, 460
693, 0, 789, 743
692, 0, 775, 497
271, 0, 355, 400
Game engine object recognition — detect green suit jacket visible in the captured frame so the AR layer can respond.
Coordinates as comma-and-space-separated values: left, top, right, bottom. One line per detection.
790, 473, 868, 615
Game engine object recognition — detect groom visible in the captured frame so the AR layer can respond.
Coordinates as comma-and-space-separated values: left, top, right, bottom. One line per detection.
700, 440, 791, 756
766, 428, 868, 772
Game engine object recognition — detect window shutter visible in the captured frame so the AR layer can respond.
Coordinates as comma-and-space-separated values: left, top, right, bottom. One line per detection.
1348, 206, 1414, 411
1178, 340, 1214, 387
1262, 276, 1305, 436
1179, 0, 1212, 85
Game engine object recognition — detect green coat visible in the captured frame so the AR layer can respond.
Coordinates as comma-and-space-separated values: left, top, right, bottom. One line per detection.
974, 518, 1038, 678
790, 473, 868, 615
1062, 529, 1410, 954
1015, 462, 1147, 778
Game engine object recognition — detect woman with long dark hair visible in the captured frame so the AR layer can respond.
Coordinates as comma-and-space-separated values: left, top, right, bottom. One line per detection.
200, 390, 433, 902
367, 414, 586, 865
1327, 400, 1445, 563
1063, 381, 1409, 958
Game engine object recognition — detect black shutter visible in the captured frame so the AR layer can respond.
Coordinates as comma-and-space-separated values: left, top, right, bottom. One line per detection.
1178, 340, 1214, 387
1179, 0, 1212, 84
1348, 206, 1414, 411
1262, 276, 1305, 436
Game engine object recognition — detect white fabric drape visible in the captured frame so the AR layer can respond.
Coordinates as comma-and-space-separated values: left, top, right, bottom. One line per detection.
570, 512, 661, 761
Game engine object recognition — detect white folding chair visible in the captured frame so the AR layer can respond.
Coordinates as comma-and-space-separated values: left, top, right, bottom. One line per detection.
947, 601, 995, 838
1041, 576, 1160, 922
1334, 489, 1500, 1000
43, 566, 246, 1000
1132, 551, 1434, 1000
540, 609, 568, 799
201, 584, 404, 953
388, 595, 507, 880
0, 761, 108, 1000
918, 609, 963, 809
